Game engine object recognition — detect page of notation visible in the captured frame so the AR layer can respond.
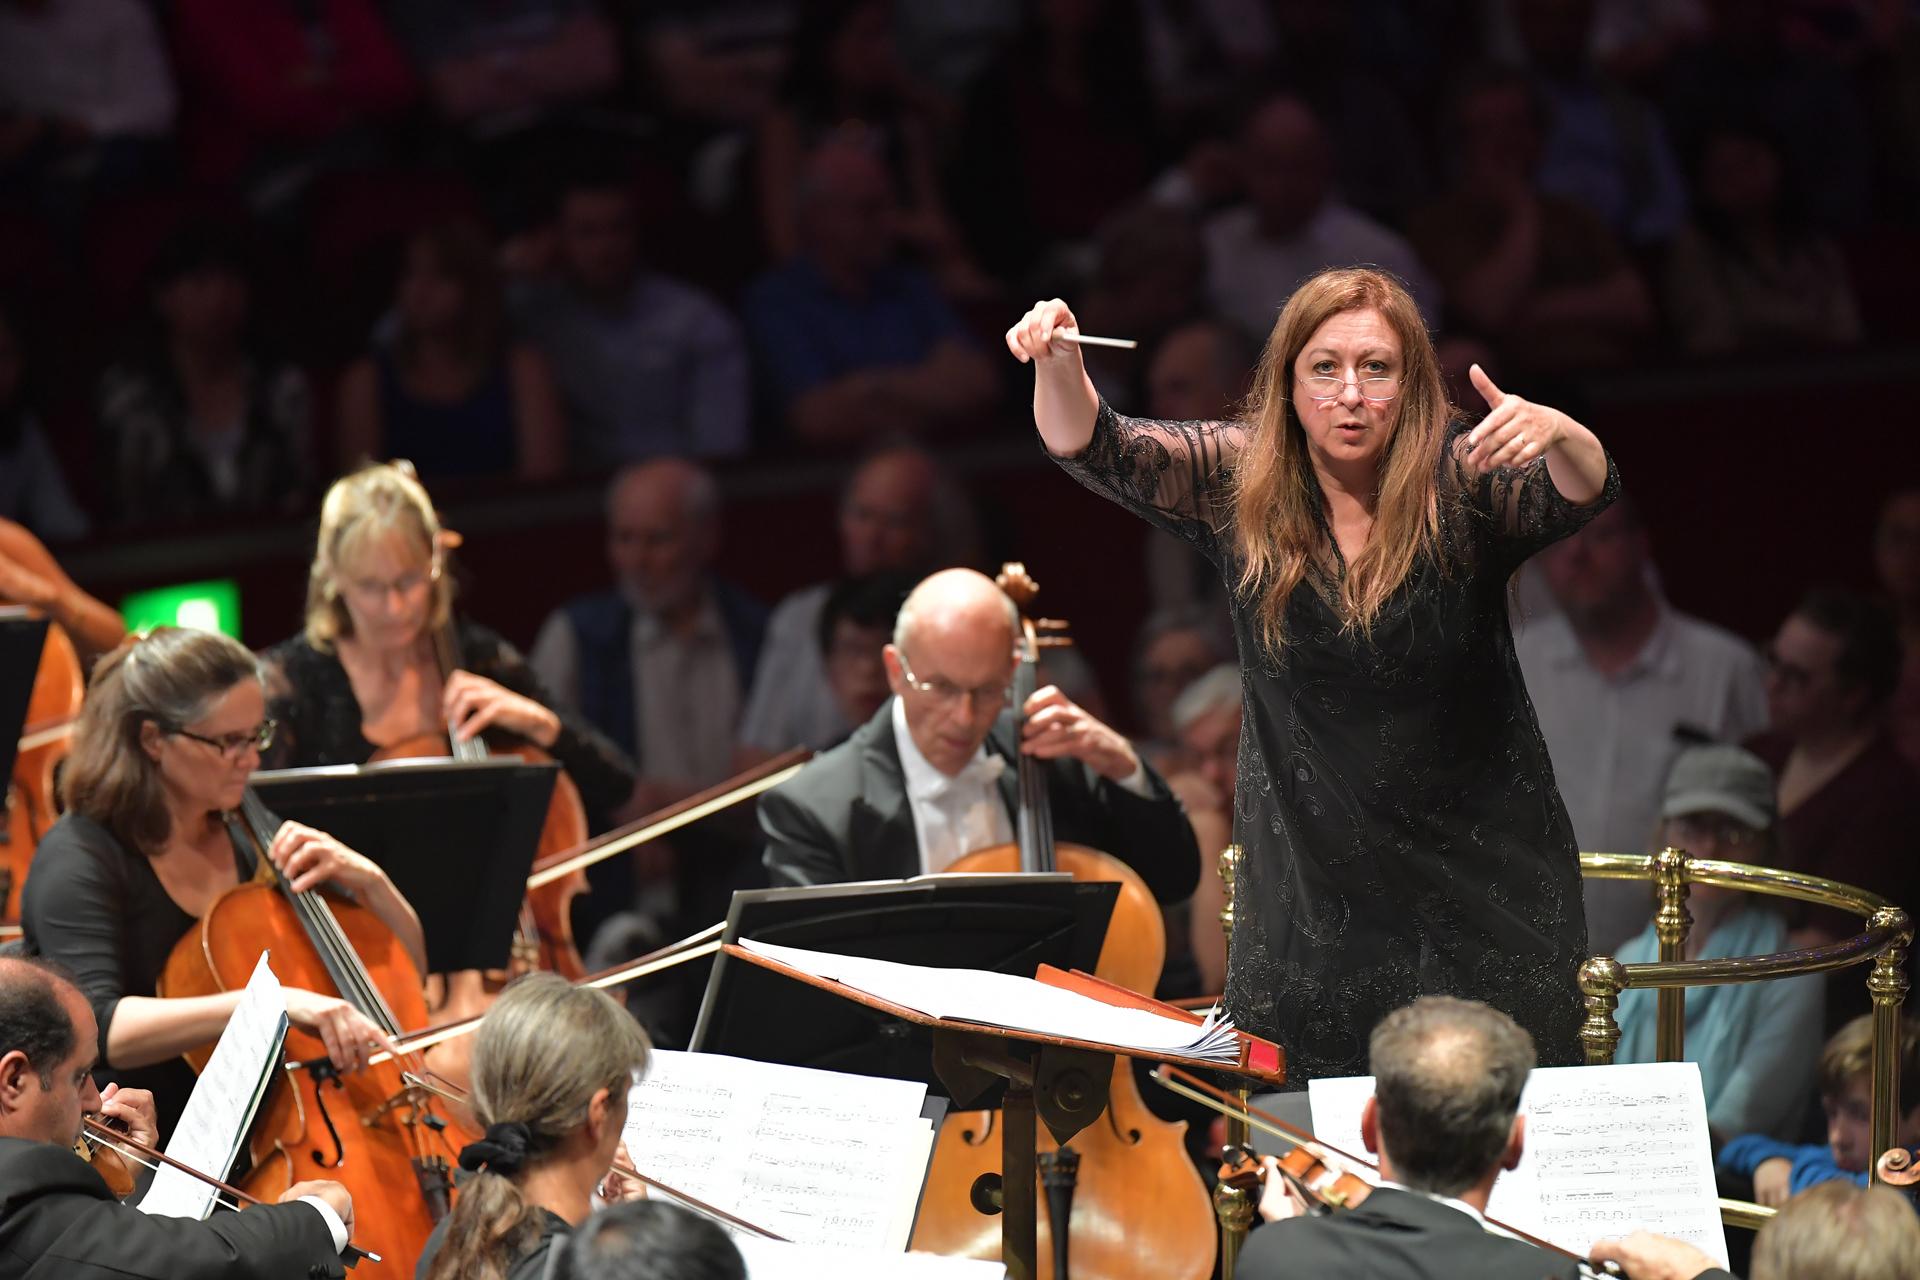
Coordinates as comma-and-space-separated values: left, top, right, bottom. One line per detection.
735, 1237, 1008, 1279
738, 940, 1238, 1060
137, 954, 288, 1220
624, 1050, 933, 1252
1308, 1062, 1728, 1267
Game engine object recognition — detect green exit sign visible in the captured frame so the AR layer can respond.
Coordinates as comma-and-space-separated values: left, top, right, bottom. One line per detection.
120, 580, 241, 638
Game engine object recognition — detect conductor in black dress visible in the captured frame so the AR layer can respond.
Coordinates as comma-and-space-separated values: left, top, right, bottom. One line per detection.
0, 956, 354, 1279
760, 567, 1198, 908
1007, 268, 1618, 1077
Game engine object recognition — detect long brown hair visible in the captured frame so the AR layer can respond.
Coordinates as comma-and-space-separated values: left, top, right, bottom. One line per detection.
425, 973, 652, 1280
61, 627, 261, 853
1231, 268, 1458, 656
303, 461, 453, 651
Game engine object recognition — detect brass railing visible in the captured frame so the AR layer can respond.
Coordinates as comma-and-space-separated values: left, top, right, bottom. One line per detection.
1578, 848, 1912, 1198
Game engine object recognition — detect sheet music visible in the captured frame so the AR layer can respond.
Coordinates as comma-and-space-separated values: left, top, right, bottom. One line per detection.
738, 940, 1239, 1062
735, 1238, 1006, 1280
1308, 1062, 1728, 1266
138, 954, 288, 1220
624, 1050, 934, 1251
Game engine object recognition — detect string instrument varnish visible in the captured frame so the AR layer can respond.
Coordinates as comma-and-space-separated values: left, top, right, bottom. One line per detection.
910, 564, 1216, 1280
2, 618, 82, 921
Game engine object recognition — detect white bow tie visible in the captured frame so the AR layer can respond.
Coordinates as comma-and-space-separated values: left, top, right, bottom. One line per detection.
911, 751, 1006, 802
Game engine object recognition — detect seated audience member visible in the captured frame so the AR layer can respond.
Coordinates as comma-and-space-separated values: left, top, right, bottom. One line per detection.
1876, 488, 1920, 771
383, 0, 618, 128
514, 173, 748, 467
95, 224, 312, 527
1718, 1015, 1920, 1207
166, 0, 413, 189
1747, 590, 1920, 947
0, 956, 357, 1279
759, 568, 1198, 906
0, 0, 175, 202
0, 517, 124, 665
558, 1199, 745, 1280
629, 1, 792, 131
1129, 609, 1232, 765
1139, 319, 1252, 615
1613, 746, 1823, 1143
1410, 68, 1652, 371
815, 570, 915, 743
0, 296, 89, 544
1187, 95, 1439, 341
336, 222, 566, 483
1665, 125, 1862, 357
1515, 496, 1767, 952
1596, 1181, 1920, 1280
1172, 663, 1240, 812
739, 443, 976, 758
743, 136, 998, 447
1246, 996, 1729, 1280
416, 972, 652, 1280
1167, 663, 1240, 997
1068, 204, 1208, 417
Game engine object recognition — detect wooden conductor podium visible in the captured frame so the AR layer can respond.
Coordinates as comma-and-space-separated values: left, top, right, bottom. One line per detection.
722, 943, 1286, 1280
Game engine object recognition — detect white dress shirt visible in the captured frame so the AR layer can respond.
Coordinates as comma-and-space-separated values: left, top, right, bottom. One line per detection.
892, 695, 1013, 874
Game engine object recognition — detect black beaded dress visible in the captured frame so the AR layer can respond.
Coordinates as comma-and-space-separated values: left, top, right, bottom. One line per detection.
1053, 402, 1619, 1080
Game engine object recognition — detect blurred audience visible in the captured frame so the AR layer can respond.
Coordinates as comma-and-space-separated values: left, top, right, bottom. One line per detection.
0, 293, 89, 542
623, 0, 795, 130
1664, 123, 1862, 357
1515, 497, 1767, 951
1130, 608, 1232, 760
1172, 663, 1240, 810
1612, 745, 1823, 1144
1875, 488, 1920, 772
1411, 68, 1653, 371
743, 135, 997, 447
95, 222, 312, 527
815, 569, 914, 741
336, 222, 565, 482
515, 171, 749, 467
1068, 202, 1209, 414
1167, 661, 1239, 995
385, 0, 618, 130
739, 443, 975, 757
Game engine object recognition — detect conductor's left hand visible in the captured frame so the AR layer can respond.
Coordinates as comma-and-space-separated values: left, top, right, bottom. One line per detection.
96, 1083, 157, 1151
444, 669, 561, 748
1020, 686, 1139, 783
269, 821, 387, 896
1463, 364, 1570, 474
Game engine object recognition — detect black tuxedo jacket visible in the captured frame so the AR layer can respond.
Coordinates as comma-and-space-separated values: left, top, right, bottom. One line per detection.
0, 1138, 345, 1280
758, 702, 1200, 905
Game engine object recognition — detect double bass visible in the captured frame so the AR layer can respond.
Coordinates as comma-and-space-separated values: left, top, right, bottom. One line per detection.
159, 789, 477, 1279
909, 564, 1216, 1280
2, 617, 82, 921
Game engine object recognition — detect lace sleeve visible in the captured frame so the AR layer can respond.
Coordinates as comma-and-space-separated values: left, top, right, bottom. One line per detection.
1048, 399, 1246, 559
1448, 426, 1622, 569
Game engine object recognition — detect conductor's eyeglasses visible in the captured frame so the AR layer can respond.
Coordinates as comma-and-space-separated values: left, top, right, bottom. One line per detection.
896, 653, 1013, 713
1299, 374, 1401, 402
166, 718, 277, 757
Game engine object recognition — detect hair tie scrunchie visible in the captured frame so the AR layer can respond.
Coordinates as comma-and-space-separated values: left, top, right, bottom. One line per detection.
459, 1121, 537, 1174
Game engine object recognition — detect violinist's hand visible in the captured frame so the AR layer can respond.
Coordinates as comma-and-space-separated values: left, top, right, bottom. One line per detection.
1752, 1155, 1792, 1208
96, 1083, 157, 1151
1587, 1231, 1720, 1280
1463, 364, 1571, 474
1255, 1155, 1311, 1222
1004, 298, 1086, 368
282, 1180, 354, 1244
268, 821, 385, 897
284, 989, 397, 1074
444, 669, 560, 749
1020, 685, 1140, 783
595, 1141, 647, 1205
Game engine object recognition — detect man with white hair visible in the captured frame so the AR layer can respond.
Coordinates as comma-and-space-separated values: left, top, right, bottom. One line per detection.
759, 568, 1197, 902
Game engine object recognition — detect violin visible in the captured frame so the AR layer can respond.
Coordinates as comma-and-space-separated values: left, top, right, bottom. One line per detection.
77, 1115, 382, 1266
913, 564, 1216, 1280
157, 788, 476, 1279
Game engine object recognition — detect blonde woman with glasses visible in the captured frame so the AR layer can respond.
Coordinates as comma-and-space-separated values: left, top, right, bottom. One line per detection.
19, 626, 424, 1141
1008, 268, 1616, 1080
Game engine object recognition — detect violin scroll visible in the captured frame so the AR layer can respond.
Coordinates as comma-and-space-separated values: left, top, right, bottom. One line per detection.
1877, 1146, 1920, 1187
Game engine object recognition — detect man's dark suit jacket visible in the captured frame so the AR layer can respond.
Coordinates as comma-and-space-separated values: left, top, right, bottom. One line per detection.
1239, 1187, 1741, 1280
0, 1138, 345, 1280
759, 702, 1200, 905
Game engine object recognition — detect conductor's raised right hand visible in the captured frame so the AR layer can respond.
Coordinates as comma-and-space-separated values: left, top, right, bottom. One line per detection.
281, 1179, 354, 1245
1005, 298, 1084, 366
284, 989, 397, 1075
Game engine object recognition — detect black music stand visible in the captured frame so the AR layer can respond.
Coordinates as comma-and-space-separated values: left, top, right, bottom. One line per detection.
690, 874, 1117, 1092
0, 610, 50, 788
249, 759, 555, 973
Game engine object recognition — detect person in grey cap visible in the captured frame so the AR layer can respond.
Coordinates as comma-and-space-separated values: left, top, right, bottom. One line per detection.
1610, 744, 1825, 1144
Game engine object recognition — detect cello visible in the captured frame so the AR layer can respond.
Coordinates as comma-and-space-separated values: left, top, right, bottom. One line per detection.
908, 564, 1216, 1280
158, 788, 478, 1280
2, 617, 82, 921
